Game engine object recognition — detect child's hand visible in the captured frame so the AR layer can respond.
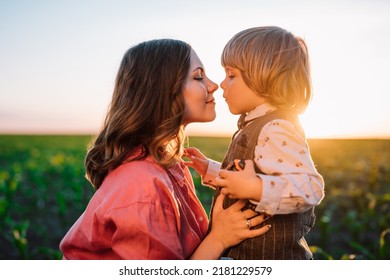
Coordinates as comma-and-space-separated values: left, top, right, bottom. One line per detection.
183, 147, 208, 177
216, 159, 262, 201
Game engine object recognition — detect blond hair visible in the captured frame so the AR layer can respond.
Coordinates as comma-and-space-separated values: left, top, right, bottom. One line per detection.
221, 26, 312, 113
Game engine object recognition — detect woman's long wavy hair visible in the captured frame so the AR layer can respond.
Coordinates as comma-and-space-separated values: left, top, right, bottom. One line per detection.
85, 39, 191, 189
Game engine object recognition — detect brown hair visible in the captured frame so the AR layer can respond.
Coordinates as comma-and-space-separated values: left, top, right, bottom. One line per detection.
221, 26, 312, 113
85, 39, 191, 189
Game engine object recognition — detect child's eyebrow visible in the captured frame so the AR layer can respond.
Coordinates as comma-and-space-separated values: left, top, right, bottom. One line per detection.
225, 66, 239, 74
225, 66, 239, 71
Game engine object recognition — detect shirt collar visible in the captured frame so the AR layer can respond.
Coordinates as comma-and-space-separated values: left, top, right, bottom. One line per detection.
245, 103, 277, 122
126, 146, 186, 184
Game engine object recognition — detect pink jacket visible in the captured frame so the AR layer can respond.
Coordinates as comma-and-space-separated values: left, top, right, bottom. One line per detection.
60, 154, 208, 259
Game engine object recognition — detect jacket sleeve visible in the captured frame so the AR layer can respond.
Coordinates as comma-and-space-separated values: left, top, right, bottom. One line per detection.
201, 159, 221, 188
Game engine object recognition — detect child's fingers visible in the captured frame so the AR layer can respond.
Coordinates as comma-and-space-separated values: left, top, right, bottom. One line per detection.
183, 147, 195, 158
242, 159, 254, 171
233, 159, 246, 171
219, 187, 236, 198
184, 147, 204, 159
218, 169, 230, 179
215, 175, 230, 195
183, 160, 194, 168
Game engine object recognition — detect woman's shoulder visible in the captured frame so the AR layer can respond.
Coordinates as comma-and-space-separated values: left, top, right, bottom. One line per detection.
96, 156, 174, 203
108, 156, 170, 185
116, 155, 165, 175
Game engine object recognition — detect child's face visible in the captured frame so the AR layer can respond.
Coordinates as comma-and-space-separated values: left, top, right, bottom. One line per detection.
182, 49, 218, 125
220, 66, 266, 115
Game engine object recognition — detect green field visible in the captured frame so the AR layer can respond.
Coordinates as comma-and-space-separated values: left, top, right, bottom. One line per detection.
0, 135, 389, 259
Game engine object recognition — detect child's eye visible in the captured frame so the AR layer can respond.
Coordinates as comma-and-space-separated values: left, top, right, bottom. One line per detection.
225, 70, 234, 78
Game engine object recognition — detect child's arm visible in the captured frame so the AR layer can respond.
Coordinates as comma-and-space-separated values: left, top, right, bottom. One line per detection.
251, 119, 324, 215
184, 147, 221, 188
217, 160, 263, 201
217, 119, 325, 216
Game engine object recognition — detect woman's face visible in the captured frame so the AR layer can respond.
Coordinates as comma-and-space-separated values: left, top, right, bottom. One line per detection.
182, 49, 218, 125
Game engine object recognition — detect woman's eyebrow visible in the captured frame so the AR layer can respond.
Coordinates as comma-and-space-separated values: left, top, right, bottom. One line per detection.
192, 66, 204, 73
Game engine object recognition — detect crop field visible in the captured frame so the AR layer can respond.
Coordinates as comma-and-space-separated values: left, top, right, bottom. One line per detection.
0, 135, 389, 259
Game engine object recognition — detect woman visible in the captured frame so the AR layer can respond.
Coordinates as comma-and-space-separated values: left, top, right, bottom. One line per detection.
60, 39, 270, 260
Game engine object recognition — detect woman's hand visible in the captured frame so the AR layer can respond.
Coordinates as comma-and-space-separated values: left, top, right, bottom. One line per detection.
190, 194, 271, 259
183, 147, 208, 177
209, 193, 270, 249
217, 160, 263, 201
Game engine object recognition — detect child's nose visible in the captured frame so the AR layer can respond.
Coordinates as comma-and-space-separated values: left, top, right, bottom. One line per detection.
220, 79, 226, 90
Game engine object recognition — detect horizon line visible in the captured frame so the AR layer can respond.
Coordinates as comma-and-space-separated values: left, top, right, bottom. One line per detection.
0, 132, 389, 140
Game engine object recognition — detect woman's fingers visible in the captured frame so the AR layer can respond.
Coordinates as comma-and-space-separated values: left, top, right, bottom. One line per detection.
242, 208, 271, 221
241, 209, 258, 220
245, 213, 269, 228
245, 224, 272, 238
225, 198, 272, 231
223, 198, 271, 224
210, 194, 272, 248
224, 198, 247, 212
211, 193, 226, 218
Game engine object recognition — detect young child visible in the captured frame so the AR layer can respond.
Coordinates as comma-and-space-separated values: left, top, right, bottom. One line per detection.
185, 26, 325, 259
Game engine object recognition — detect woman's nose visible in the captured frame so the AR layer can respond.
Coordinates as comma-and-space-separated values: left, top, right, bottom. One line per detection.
208, 79, 219, 94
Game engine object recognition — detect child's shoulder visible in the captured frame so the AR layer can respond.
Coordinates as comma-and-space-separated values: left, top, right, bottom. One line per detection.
259, 118, 306, 146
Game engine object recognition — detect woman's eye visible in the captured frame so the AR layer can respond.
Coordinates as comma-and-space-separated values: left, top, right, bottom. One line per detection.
194, 68, 204, 81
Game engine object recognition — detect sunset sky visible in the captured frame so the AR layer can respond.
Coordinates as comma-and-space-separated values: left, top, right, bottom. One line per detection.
1, 0, 389, 138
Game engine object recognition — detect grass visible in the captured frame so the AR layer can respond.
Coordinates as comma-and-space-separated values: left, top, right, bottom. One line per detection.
0, 135, 389, 259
